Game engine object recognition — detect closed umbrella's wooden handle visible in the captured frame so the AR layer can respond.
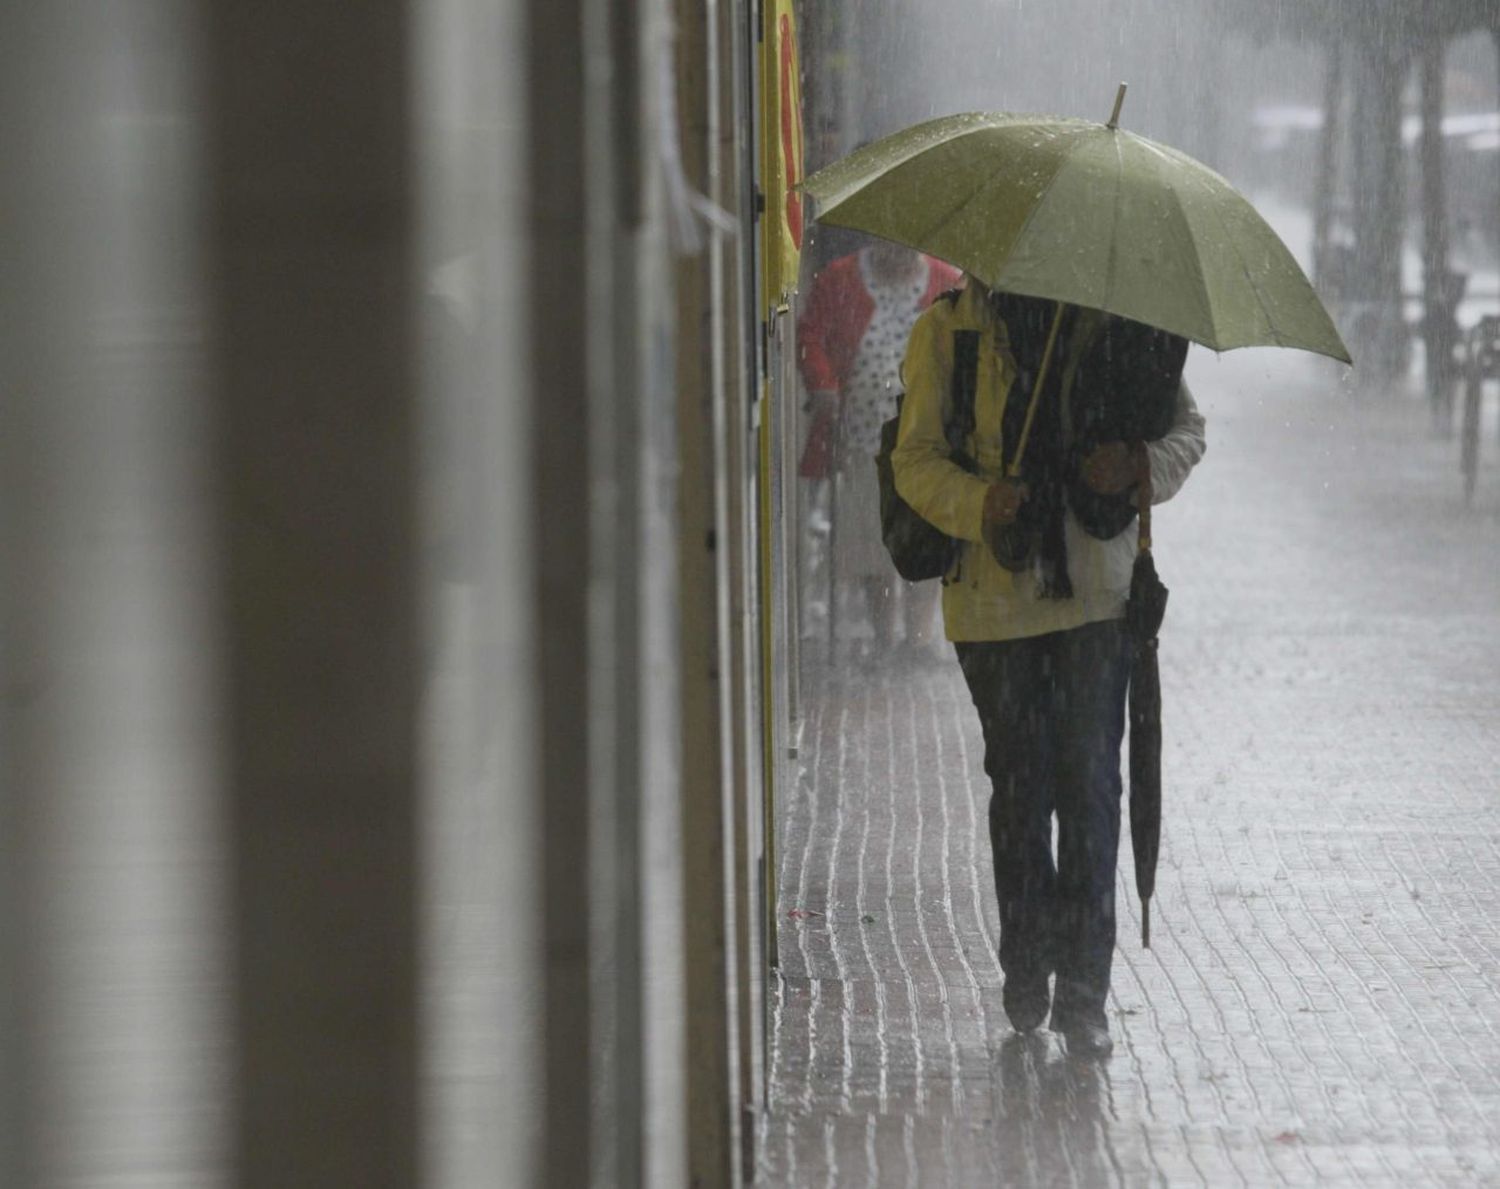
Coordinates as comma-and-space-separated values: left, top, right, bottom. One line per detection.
1134, 441, 1153, 553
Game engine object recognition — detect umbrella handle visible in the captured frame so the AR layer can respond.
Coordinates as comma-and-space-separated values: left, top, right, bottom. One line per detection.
1135, 442, 1154, 553
1006, 301, 1067, 479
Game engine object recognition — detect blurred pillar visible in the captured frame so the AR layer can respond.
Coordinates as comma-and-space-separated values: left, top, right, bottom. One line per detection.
525, 1, 594, 1183
412, 0, 546, 1180
1494, 27, 1500, 286
516, 0, 670, 1180
3, 7, 223, 1186
201, 6, 419, 1187
718, 0, 764, 1170
674, 0, 740, 1183
1420, 36, 1455, 426
576, 0, 652, 1182
1312, 41, 1344, 293
798, 5, 863, 275
0, 9, 90, 1184
1350, 40, 1410, 383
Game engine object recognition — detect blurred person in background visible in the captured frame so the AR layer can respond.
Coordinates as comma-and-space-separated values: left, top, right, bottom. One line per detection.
798, 240, 961, 664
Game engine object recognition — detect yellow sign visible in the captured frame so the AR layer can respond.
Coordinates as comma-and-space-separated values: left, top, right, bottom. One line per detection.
761, 0, 804, 310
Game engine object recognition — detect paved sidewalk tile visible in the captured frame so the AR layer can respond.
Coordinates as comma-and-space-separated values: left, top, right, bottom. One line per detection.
760, 356, 1500, 1187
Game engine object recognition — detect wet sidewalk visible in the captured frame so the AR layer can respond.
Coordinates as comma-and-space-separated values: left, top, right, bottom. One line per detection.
759, 353, 1500, 1186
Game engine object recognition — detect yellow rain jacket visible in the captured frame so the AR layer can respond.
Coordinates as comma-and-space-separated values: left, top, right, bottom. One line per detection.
891, 281, 1206, 643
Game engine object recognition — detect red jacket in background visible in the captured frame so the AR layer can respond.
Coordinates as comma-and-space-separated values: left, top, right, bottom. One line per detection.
798, 252, 962, 478
798, 252, 962, 393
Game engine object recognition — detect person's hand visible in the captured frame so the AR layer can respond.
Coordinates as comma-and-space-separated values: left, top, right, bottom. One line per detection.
982, 479, 1028, 526
982, 479, 1033, 571
1080, 441, 1137, 495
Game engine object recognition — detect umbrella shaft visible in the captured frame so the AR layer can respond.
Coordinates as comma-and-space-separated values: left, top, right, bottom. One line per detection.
1007, 301, 1067, 478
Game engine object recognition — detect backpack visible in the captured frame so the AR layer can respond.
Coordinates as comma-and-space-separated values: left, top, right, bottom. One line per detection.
874, 327, 980, 582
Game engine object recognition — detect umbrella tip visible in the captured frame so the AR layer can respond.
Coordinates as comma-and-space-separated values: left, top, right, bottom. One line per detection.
1107, 83, 1128, 130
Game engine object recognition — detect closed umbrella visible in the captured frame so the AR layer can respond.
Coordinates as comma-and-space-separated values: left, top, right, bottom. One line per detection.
1125, 456, 1168, 947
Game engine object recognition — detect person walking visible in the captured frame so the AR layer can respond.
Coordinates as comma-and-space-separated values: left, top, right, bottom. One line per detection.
798, 242, 961, 661
891, 278, 1206, 1056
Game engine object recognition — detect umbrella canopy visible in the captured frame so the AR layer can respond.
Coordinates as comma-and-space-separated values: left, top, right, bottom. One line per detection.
802, 109, 1351, 364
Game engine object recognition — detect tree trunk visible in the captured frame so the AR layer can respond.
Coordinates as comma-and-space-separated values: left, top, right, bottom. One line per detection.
1420, 37, 1454, 427
1313, 41, 1343, 294
1351, 42, 1410, 384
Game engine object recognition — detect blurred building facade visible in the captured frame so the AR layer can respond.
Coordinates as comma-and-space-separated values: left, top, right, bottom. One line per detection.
0, 1, 795, 1186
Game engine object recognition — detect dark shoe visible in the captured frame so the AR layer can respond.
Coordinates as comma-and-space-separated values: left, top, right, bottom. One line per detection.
1007, 1004, 1047, 1034
1003, 977, 1051, 1034
1059, 1021, 1113, 1058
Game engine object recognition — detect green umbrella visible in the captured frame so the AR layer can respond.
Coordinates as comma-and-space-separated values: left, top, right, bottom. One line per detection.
802, 92, 1351, 364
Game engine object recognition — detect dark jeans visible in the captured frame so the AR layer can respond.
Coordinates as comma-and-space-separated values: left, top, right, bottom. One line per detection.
955, 620, 1132, 1030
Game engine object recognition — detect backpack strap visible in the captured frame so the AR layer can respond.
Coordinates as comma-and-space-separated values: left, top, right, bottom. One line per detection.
946, 329, 980, 460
